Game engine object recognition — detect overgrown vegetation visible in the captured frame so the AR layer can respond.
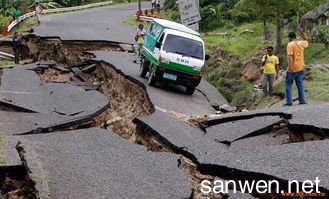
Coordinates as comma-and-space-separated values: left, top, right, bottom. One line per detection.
0, 59, 33, 68
161, 0, 329, 109
0, 136, 5, 165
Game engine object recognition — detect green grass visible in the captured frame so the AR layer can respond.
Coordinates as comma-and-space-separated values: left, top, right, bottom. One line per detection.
253, 67, 329, 109
122, 9, 179, 28
10, 16, 38, 34
122, 16, 149, 27
202, 22, 275, 60
305, 43, 329, 65
0, 135, 5, 165
0, 59, 33, 68
304, 67, 329, 102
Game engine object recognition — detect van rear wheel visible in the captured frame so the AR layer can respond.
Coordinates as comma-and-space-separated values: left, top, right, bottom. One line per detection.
186, 86, 196, 95
139, 57, 148, 78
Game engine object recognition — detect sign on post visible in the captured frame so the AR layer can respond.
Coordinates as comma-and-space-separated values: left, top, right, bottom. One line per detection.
177, 0, 201, 31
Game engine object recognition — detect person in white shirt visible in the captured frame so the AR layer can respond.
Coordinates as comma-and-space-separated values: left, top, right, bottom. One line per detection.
35, 2, 43, 25
152, 0, 156, 9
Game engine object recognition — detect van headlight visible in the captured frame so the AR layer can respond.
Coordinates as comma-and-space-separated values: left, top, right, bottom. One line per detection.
159, 56, 170, 64
193, 66, 202, 71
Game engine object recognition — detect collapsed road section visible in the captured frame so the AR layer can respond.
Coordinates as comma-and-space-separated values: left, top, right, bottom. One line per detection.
134, 106, 329, 198
1, 35, 329, 199
0, 36, 219, 199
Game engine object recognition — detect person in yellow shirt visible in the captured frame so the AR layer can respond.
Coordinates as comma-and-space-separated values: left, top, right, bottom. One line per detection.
285, 28, 309, 106
136, 24, 146, 55
261, 46, 280, 96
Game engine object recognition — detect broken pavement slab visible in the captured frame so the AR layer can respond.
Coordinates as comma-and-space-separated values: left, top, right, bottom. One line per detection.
199, 140, 329, 193
0, 100, 108, 136
196, 81, 229, 110
205, 116, 283, 145
0, 67, 108, 116
134, 110, 229, 164
0, 111, 71, 135
17, 128, 192, 199
1, 136, 21, 166
134, 109, 329, 195
201, 103, 329, 136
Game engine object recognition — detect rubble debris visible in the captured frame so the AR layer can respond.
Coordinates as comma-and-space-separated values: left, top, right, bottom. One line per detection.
199, 112, 292, 131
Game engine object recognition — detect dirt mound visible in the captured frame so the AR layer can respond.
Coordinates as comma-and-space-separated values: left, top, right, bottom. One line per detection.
241, 59, 262, 83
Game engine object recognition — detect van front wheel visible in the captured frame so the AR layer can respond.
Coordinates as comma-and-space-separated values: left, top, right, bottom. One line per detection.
139, 58, 148, 78
147, 68, 156, 86
186, 86, 196, 95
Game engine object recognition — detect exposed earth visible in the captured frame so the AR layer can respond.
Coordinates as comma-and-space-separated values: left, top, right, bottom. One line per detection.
0, 2, 328, 199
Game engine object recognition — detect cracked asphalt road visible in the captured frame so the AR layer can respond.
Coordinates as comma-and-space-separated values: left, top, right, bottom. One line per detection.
92, 51, 227, 115
19, 129, 192, 199
35, 3, 140, 43
35, 2, 228, 115
1, 2, 329, 199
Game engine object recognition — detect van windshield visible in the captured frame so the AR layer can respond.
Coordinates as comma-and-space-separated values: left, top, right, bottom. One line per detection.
163, 34, 204, 60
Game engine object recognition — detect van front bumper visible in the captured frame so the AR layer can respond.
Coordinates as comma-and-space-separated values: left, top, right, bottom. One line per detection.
155, 66, 201, 87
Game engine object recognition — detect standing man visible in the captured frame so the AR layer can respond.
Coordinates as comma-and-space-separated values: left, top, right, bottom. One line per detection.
35, 2, 43, 25
285, 28, 309, 106
156, 0, 161, 9
261, 46, 280, 96
12, 32, 22, 64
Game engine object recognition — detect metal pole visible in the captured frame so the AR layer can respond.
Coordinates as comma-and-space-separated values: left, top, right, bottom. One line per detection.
138, 0, 141, 13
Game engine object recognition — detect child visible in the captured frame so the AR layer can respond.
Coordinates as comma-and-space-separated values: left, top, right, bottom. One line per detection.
135, 24, 146, 57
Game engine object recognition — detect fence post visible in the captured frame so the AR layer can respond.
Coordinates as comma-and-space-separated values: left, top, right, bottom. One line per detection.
3, 26, 8, 36
136, 11, 143, 22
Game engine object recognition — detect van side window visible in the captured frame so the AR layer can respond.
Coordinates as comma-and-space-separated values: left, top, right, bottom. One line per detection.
148, 24, 153, 34
153, 24, 162, 38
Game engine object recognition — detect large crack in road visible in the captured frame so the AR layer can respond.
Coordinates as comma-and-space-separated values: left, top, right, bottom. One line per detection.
0, 36, 225, 199
1, 35, 329, 199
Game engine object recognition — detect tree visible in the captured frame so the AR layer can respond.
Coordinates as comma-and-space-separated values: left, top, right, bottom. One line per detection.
233, 0, 278, 40
233, 0, 296, 54
2, 0, 6, 8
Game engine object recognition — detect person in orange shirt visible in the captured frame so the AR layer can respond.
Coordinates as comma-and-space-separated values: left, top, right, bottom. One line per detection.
285, 28, 309, 106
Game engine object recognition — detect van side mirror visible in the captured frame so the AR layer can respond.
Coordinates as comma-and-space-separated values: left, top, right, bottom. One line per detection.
205, 54, 210, 61
155, 42, 161, 49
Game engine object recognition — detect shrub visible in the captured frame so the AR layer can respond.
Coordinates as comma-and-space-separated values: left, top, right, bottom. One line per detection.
0, 15, 11, 29
312, 25, 329, 47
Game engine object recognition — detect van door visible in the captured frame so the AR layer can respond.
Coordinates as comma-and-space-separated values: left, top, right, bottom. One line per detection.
144, 23, 163, 52
154, 32, 165, 58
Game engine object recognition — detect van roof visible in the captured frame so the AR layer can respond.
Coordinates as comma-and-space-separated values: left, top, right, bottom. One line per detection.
164, 29, 204, 43
153, 18, 200, 36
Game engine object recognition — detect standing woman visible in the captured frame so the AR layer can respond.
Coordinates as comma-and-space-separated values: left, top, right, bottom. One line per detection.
152, 0, 156, 9
35, 2, 43, 25
134, 24, 146, 63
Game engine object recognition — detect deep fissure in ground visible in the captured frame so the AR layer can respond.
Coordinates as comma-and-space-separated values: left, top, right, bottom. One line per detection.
1, 36, 328, 199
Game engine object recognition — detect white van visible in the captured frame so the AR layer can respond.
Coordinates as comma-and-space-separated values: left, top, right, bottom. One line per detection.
140, 18, 208, 95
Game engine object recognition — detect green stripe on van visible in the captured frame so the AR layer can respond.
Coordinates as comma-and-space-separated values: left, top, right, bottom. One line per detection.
141, 48, 201, 75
